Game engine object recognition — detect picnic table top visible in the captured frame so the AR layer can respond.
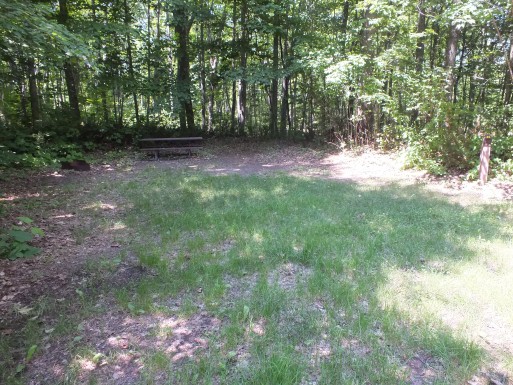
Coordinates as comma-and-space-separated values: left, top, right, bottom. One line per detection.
139, 137, 203, 142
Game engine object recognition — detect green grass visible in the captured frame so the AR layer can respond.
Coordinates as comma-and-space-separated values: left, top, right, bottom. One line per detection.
111, 169, 512, 384
2, 166, 512, 384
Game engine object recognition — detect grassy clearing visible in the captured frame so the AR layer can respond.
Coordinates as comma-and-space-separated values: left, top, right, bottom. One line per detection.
113, 168, 512, 384
2, 165, 512, 384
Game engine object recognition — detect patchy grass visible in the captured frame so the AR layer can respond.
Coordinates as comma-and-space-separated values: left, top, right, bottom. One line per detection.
1, 162, 512, 384
111, 169, 511, 384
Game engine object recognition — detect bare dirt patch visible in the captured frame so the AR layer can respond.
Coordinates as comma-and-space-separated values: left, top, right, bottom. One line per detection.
26, 310, 221, 385
404, 351, 443, 385
137, 139, 513, 205
268, 262, 313, 292
0, 163, 137, 329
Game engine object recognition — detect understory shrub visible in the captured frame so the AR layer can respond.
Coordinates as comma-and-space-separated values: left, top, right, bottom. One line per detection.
0, 217, 44, 260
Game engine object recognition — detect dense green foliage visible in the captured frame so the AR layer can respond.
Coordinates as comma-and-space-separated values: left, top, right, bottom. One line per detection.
0, 217, 43, 260
1, 0, 512, 173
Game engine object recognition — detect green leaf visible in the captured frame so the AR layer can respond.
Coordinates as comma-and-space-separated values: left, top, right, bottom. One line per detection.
9, 230, 33, 242
22, 246, 40, 258
15, 364, 25, 373
17, 216, 33, 224
31, 227, 45, 237
26, 345, 37, 362
92, 353, 104, 364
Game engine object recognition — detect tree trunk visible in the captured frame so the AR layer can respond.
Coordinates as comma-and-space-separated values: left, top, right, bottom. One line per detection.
9, 60, 29, 125
360, 6, 375, 139
199, 22, 207, 132
505, 35, 513, 104
208, 56, 217, 132
280, 75, 290, 137
415, 0, 426, 73
454, 29, 467, 103
146, 0, 152, 126
237, 0, 248, 136
27, 58, 41, 128
91, 0, 109, 124
230, 0, 237, 135
430, 21, 439, 70
58, 0, 81, 123
269, 9, 279, 137
124, 0, 140, 126
504, 7, 513, 105
444, 21, 460, 102
340, 0, 350, 52
280, 8, 291, 138
411, 0, 426, 124
174, 5, 195, 134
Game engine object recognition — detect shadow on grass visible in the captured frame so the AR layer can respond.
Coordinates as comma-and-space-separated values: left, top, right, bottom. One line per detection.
119, 170, 511, 383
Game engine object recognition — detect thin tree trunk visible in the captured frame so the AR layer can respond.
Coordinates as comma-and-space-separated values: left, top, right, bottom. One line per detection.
360, 6, 375, 139
208, 57, 217, 132
504, 12, 513, 104
124, 0, 140, 126
280, 10, 290, 137
269, 8, 279, 137
415, 0, 426, 73
10, 60, 29, 125
174, 5, 195, 134
411, 0, 426, 124
58, 0, 81, 123
166, 9, 174, 112
340, 0, 350, 53
27, 58, 41, 128
280, 74, 290, 137
199, 23, 207, 132
454, 29, 467, 103
230, 0, 237, 135
505, 35, 513, 104
91, 0, 109, 124
237, 0, 248, 136
444, 21, 460, 102
307, 74, 314, 140
146, 0, 152, 126
430, 21, 439, 70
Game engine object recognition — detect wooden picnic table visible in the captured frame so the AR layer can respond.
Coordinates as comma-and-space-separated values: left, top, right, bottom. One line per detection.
139, 137, 203, 160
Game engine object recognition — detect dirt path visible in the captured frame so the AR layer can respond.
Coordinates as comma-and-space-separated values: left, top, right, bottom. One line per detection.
137, 140, 513, 205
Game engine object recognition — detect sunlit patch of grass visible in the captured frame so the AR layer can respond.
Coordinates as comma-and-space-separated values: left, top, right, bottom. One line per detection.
110, 169, 513, 383
235, 349, 305, 385
377, 239, 513, 373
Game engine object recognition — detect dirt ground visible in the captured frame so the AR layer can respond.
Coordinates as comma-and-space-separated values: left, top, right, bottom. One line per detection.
1, 140, 512, 384
140, 140, 513, 204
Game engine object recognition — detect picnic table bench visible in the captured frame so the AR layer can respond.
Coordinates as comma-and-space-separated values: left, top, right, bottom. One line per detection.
139, 137, 203, 160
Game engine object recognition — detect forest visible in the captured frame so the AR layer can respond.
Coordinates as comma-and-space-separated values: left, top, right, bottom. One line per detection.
1, 0, 513, 176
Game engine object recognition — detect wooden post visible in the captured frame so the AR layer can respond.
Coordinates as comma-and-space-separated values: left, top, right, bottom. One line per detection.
478, 135, 492, 185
